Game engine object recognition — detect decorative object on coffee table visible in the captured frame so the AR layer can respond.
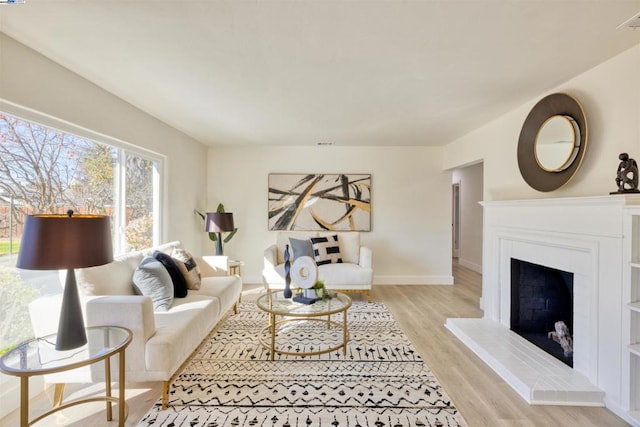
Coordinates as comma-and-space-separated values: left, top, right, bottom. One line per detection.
283, 244, 292, 298
610, 152, 640, 194
291, 256, 318, 289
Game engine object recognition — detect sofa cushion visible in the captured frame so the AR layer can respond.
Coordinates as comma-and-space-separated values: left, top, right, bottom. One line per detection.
154, 251, 188, 298
289, 237, 314, 261
171, 248, 202, 290
318, 263, 372, 286
311, 235, 343, 265
195, 275, 242, 315
75, 251, 144, 296
132, 257, 174, 311
146, 294, 220, 377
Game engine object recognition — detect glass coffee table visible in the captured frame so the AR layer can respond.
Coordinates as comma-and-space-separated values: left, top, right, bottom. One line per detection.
0, 326, 131, 427
256, 291, 352, 361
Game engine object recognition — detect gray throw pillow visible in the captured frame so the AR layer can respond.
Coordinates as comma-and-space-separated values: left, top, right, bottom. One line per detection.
133, 257, 174, 311
289, 237, 314, 261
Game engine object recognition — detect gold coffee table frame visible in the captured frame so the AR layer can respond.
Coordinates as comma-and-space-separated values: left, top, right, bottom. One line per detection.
256, 291, 352, 361
0, 326, 131, 427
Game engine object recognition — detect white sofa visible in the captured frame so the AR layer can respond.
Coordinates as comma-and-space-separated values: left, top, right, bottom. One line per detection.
28, 241, 242, 409
262, 231, 373, 302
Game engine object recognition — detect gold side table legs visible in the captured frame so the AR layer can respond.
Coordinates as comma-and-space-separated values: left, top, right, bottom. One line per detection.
0, 326, 131, 427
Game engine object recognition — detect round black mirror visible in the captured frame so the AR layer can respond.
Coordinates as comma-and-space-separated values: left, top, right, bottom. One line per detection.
518, 93, 588, 192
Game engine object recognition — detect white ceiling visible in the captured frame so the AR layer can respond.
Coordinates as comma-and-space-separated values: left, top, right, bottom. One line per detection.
1, 1, 640, 147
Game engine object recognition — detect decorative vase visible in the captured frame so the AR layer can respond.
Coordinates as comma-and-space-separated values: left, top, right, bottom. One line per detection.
283, 244, 292, 298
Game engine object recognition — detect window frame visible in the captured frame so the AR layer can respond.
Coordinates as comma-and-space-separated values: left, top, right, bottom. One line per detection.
0, 99, 165, 253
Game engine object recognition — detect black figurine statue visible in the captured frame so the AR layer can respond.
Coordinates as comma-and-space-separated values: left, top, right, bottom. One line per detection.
611, 152, 640, 194
283, 244, 292, 298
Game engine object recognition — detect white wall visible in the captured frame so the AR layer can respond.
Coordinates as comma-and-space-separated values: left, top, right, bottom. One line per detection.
0, 33, 209, 252
452, 162, 483, 273
207, 146, 453, 285
0, 33, 212, 419
443, 44, 640, 201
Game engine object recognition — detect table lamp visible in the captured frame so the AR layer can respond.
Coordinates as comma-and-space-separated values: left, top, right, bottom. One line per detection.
16, 211, 113, 350
204, 212, 234, 255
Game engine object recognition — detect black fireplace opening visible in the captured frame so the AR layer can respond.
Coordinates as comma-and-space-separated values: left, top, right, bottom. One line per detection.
510, 258, 574, 367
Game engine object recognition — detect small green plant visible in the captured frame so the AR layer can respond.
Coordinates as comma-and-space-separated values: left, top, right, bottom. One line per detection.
194, 203, 238, 245
312, 280, 331, 300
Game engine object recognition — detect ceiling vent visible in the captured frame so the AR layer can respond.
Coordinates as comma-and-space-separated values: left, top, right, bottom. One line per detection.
618, 11, 640, 29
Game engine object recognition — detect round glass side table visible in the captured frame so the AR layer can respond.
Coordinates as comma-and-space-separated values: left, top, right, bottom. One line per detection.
0, 325, 132, 427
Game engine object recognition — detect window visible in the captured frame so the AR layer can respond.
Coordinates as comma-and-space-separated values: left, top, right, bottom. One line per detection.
0, 111, 162, 353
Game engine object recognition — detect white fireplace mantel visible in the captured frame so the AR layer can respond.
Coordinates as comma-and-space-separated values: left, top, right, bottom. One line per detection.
446, 194, 640, 425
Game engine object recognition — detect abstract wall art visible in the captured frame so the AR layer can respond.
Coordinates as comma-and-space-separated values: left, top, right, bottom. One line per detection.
268, 174, 371, 231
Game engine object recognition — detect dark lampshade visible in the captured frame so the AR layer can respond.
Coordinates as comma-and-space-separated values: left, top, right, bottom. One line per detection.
204, 212, 234, 255
17, 212, 113, 350
204, 212, 234, 233
17, 214, 113, 270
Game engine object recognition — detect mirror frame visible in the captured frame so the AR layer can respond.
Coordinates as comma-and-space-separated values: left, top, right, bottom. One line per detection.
518, 93, 588, 192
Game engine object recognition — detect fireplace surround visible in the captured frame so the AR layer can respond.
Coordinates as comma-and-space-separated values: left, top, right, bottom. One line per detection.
446, 195, 640, 425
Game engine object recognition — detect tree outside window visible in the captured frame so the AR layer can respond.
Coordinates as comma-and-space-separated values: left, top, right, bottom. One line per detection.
0, 112, 160, 353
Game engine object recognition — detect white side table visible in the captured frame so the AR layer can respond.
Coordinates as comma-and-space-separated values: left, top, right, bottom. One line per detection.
228, 259, 244, 276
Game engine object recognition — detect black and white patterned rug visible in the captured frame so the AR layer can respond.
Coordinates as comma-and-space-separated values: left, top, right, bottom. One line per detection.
137, 301, 467, 426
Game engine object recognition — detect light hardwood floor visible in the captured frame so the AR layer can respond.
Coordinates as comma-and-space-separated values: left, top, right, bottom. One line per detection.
0, 262, 629, 426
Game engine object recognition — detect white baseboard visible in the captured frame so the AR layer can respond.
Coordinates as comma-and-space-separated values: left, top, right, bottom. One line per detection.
373, 275, 454, 285
459, 258, 482, 274
243, 275, 455, 286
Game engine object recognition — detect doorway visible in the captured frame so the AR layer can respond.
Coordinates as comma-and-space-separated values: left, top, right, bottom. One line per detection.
452, 182, 460, 259
451, 162, 484, 274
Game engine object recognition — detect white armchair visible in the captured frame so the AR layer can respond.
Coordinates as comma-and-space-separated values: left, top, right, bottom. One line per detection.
262, 232, 373, 302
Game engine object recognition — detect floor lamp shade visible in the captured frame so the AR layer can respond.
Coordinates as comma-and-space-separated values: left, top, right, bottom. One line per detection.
205, 212, 234, 255
17, 212, 113, 350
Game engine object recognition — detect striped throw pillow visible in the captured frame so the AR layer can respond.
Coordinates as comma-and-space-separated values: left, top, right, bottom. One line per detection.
310, 235, 343, 265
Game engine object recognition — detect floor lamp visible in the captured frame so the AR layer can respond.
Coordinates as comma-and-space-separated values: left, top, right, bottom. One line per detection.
205, 212, 234, 255
17, 211, 113, 351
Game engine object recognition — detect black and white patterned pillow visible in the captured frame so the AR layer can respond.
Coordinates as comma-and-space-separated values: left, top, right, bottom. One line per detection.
310, 235, 343, 265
